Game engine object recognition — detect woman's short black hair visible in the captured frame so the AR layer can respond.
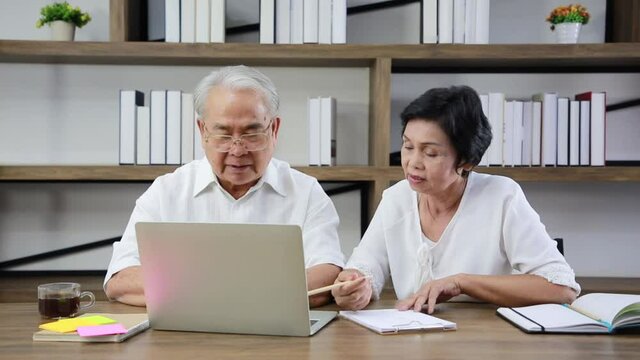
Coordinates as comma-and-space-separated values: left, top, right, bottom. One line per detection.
400, 85, 492, 176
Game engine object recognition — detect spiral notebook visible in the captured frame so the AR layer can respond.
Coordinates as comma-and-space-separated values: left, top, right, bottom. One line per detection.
339, 309, 456, 334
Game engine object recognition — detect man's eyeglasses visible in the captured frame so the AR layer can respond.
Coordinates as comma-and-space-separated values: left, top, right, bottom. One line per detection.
204, 119, 273, 153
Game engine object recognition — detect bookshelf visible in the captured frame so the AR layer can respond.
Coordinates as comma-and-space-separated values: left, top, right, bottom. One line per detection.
1, 39, 640, 219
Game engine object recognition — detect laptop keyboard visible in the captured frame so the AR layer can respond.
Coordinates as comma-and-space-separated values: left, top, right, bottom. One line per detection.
310, 319, 319, 327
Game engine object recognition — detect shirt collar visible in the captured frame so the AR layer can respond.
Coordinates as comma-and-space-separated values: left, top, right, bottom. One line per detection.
192, 158, 287, 198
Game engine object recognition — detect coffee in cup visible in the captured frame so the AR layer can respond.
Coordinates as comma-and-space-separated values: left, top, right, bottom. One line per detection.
37, 282, 95, 318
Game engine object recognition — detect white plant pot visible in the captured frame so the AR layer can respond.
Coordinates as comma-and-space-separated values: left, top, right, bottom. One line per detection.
555, 23, 581, 44
50, 21, 76, 41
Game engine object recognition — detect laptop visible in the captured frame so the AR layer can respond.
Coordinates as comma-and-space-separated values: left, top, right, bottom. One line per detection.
135, 222, 337, 337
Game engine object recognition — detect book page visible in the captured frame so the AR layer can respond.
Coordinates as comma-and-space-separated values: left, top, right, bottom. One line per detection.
573, 293, 640, 325
339, 309, 456, 333
510, 304, 602, 330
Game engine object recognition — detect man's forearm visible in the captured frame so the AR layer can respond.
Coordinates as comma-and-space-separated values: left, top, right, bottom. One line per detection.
105, 266, 146, 307
307, 264, 341, 308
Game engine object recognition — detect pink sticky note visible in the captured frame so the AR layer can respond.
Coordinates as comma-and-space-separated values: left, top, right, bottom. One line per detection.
76, 323, 128, 337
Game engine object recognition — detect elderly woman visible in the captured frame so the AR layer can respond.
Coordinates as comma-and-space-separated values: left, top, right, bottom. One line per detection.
333, 86, 580, 313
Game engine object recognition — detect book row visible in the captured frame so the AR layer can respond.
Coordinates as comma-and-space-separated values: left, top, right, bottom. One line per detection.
478, 91, 606, 167
155, 0, 347, 44
307, 97, 337, 166
421, 0, 490, 44
157, 0, 226, 43
119, 90, 204, 166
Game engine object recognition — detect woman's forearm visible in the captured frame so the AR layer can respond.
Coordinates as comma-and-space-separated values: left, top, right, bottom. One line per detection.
457, 273, 577, 307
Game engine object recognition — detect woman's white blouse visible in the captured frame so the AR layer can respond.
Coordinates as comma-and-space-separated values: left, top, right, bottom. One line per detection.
346, 171, 581, 301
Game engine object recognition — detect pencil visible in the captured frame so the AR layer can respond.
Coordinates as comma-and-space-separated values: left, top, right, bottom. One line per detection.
307, 276, 371, 296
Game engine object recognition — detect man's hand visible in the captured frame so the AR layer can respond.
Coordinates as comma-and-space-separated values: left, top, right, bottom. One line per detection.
104, 266, 146, 307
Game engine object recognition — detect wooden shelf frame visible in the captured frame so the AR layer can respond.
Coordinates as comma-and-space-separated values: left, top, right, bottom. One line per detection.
1, 41, 640, 69
3, 165, 640, 183
2, 36, 640, 220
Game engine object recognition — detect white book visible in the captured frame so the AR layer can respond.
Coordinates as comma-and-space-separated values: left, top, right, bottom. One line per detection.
474, 0, 490, 44
512, 100, 523, 166
320, 97, 337, 166
260, 0, 276, 44
181, 93, 195, 164
589, 92, 606, 167
579, 100, 590, 165
478, 94, 489, 166
150, 90, 167, 165
531, 101, 542, 166
533, 92, 558, 167
569, 100, 580, 166
166, 90, 182, 165
438, 0, 454, 43
276, 0, 291, 44
332, 0, 347, 44
181, 0, 196, 43
166, 0, 181, 42
503, 101, 514, 167
318, 0, 332, 44
575, 91, 606, 166
136, 106, 151, 165
464, 0, 476, 44
308, 97, 321, 166
119, 90, 143, 165
210, 0, 226, 43
453, 0, 466, 44
522, 101, 533, 166
421, 0, 438, 44
487, 92, 505, 166
303, 0, 318, 43
291, 0, 304, 44
195, 0, 210, 43
557, 97, 569, 166
194, 113, 205, 160
340, 309, 456, 334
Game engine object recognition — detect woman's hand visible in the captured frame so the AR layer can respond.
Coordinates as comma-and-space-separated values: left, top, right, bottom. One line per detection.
331, 269, 372, 310
396, 274, 464, 314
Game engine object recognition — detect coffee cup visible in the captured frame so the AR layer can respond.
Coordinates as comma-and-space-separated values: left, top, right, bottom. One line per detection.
37, 282, 95, 319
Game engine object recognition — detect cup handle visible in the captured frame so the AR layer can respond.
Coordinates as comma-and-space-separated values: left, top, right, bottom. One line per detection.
79, 291, 96, 310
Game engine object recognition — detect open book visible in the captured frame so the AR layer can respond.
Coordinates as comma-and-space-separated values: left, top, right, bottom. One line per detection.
339, 309, 456, 334
33, 313, 149, 342
497, 293, 640, 334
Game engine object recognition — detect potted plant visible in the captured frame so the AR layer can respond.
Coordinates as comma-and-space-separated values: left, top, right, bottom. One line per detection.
546, 4, 590, 44
36, 2, 91, 41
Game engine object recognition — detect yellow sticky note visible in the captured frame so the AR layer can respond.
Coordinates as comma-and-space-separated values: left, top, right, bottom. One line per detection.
80, 315, 117, 325
39, 315, 117, 333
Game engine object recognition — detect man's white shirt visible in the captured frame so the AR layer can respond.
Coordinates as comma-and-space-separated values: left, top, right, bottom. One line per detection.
105, 157, 344, 288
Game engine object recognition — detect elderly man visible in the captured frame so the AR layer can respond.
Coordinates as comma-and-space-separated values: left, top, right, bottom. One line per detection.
105, 65, 344, 307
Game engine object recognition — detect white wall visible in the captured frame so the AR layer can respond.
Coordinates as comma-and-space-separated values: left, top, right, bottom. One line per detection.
0, 0, 108, 41
1, 1, 639, 277
0, 65, 369, 166
490, 0, 606, 44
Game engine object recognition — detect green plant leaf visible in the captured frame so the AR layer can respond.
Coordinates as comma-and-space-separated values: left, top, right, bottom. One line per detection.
35, 1, 91, 29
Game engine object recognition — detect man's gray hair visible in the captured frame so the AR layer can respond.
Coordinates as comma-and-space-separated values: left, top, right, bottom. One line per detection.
194, 65, 279, 120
